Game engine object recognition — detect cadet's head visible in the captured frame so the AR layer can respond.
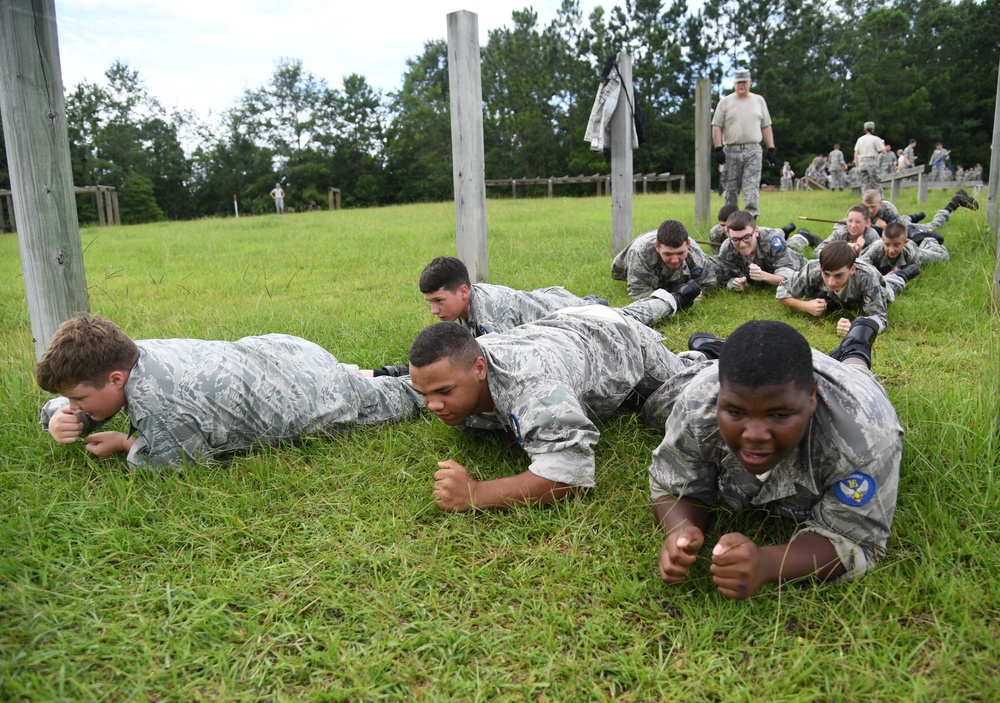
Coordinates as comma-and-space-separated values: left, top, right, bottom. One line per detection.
845, 204, 870, 238
419, 256, 472, 322
35, 314, 139, 421
717, 320, 817, 475
908, 139, 917, 147
654, 220, 691, 269
725, 210, 758, 256
833, 143, 840, 150
881, 222, 908, 259
935, 142, 943, 149
408, 323, 490, 426
819, 240, 857, 293
864, 121, 875, 133
717, 204, 738, 232
862, 190, 883, 219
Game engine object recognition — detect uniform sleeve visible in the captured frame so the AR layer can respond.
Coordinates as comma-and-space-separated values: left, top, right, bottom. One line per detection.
125, 412, 215, 471
689, 245, 720, 291
772, 245, 807, 281
795, 441, 901, 580
39, 396, 70, 429
717, 241, 745, 288
511, 380, 601, 488
625, 247, 660, 299
648, 407, 720, 505
776, 264, 816, 300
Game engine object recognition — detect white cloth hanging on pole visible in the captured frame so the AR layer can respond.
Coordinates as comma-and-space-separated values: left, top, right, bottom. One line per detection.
584, 53, 639, 151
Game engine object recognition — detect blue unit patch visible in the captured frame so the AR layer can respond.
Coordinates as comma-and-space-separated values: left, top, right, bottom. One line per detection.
691, 266, 703, 276
863, 289, 875, 305
770, 234, 785, 251
834, 471, 876, 506
508, 413, 523, 445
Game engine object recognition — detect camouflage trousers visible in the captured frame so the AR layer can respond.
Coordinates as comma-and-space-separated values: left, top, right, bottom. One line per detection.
723, 144, 762, 216
858, 157, 882, 195
829, 167, 846, 190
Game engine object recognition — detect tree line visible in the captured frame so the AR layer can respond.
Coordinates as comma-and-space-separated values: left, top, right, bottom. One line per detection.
0, 0, 996, 223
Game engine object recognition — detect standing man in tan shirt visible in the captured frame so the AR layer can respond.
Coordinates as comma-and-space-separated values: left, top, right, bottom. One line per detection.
853, 121, 885, 196
712, 68, 775, 218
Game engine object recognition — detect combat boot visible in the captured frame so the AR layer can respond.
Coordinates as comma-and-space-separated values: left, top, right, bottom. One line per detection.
953, 189, 979, 211
895, 263, 920, 282
828, 317, 880, 369
688, 331, 726, 360
781, 222, 796, 236
672, 280, 701, 311
797, 228, 823, 247
908, 211, 925, 223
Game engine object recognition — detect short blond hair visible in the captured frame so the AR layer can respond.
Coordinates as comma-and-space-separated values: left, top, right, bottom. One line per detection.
35, 314, 139, 393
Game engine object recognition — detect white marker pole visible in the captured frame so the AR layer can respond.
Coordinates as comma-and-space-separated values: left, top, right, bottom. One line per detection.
233, 194, 239, 218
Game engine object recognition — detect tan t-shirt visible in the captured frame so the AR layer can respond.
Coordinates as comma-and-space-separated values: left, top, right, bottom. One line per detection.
712, 93, 772, 145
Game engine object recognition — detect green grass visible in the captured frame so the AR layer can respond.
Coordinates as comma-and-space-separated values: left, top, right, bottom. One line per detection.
1, 189, 998, 701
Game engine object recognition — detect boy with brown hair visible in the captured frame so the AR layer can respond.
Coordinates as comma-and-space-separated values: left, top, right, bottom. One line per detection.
717, 210, 806, 291
775, 240, 910, 335
858, 222, 949, 276
37, 315, 422, 469
611, 220, 719, 299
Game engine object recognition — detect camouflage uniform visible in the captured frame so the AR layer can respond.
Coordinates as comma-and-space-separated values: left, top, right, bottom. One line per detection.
611, 231, 719, 299
812, 225, 880, 259
859, 238, 949, 272
461, 283, 594, 337
878, 150, 896, 178
902, 144, 916, 168
777, 260, 893, 332
872, 200, 905, 225
929, 147, 949, 181
709, 223, 726, 255
717, 229, 806, 289
828, 148, 846, 190
40, 334, 422, 469
642, 351, 903, 581
455, 306, 694, 488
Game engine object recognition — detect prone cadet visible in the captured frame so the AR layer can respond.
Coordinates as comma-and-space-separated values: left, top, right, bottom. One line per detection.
776, 240, 913, 336
717, 210, 806, 291
858, 222, 949, 277
408, 306, 699, 512
643, 319, 902, 600
611, 220, 719, 299
37, 315, 422, 470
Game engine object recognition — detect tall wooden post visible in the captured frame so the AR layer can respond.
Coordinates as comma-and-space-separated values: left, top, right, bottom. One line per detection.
989, 55, 1000, 307
611, 52, 634, 254
447, 10, 489, 283
695, 78, 712, 229
0, 0, 88, 359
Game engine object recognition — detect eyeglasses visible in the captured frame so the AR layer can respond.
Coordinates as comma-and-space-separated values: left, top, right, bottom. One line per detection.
729, 232, 755, 245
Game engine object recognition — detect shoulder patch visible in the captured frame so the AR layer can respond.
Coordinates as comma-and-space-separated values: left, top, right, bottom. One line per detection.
691, 266, 703, 276
863, 289, 875, 305
834, 471, 876, 506
770, 234, 785, 252
508, 413, 523, 445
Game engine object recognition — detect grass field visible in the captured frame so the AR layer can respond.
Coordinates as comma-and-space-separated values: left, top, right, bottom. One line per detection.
1, 189, 997, 701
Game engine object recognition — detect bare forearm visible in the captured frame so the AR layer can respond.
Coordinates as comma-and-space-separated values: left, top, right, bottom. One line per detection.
473, 471, 575, 509
762, 125, 774, 149
756, 533, 845, 585
652, 495, 710, 534
780, 297, 811, 312
712, 125, 722, 147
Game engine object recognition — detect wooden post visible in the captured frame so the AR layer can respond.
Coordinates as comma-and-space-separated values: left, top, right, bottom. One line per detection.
110, 189, 120, 225
327, 187, 341, 211
0, 195, 5, 234
0, 0, 89, 359
917, 172, 928, 204
989, 54, 1000, 308
6, 194, 16, 232
890, 174, 901, 202
547, 178, 553, 198
95, 186, 106, 225
447, 10, 489, 283
694, 78, 711, 228
610, 52, 634, 254
679, 175, 686, 194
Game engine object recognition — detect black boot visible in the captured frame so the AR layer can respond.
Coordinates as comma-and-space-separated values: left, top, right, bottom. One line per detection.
954, 189, 979, 211
374, 364, 410, 377
781, 222, 796, 236
828, 317, 880, 368
895, 263, 921, 282
908, 211, 925, 223
672, 280, 701, 311
797, 228, 823, 247
688, 331, 726, 360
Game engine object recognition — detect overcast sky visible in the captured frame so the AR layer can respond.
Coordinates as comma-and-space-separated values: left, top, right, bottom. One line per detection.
54, 0, 603, 121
